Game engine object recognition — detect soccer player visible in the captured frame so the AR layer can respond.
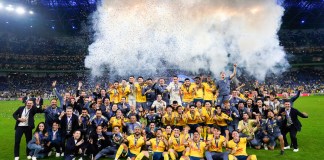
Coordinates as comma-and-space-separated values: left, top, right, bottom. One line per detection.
168, 128, 188, 160
167, 76, 182, 105
114, 126, 145, 160
136, 129, 169, 160
227, 130, 257, 160
135, 76, 147, 110
214, 105, 232, 140
205, 126, 228, 160
182, 131, 207, 160
180, 78, 195, 107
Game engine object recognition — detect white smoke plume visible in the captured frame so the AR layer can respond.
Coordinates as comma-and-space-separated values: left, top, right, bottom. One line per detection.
85, 0, 288, 80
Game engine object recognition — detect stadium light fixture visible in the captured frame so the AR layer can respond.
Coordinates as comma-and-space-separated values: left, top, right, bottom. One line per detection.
0, 3, 3, 9
29, 10, 34, 15
16, 7, 25, 15
5, 5, 14, 12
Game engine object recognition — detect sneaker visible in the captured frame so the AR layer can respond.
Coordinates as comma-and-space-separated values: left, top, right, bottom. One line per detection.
78, 158, 83, 160
293, 148, 299, 152
48, 151, 52, 157
61, 153, 64, 157
55, 153, 60, 157
264, 144, 268, 150
127, 157, 131, 160
280, 150, 284, 155
284, 146, 290, 150
27, 156, 32, 159
32, 157, 37, 160
14, 157, 19, 160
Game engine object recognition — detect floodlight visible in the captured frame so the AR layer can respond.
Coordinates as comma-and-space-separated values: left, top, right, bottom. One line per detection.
16, 7, 25, 15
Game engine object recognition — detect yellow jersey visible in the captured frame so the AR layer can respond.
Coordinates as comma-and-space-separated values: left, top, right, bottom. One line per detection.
196, 107, 207, 124
169, 135, 186, 152
189, 141, 206, 158
162, 131, 173, 140
193, 83, 205, 99
237, 120, 256, 137
135, 84, 146, 103
119, 85, 130, 102
186, 111, 200, 124
203, 82, 216, 101
173, 112, 187, 127
163, 112, 175, 126
108, 87, 122, 103
227, 138, 248, 156
109, 117, 123, 129
180, 84, 195, 103
149, 138, 167, 152
207, 135, 226, 152
204, 108, 215, 124
215, 113, 232, 127
126, 135, 145, 154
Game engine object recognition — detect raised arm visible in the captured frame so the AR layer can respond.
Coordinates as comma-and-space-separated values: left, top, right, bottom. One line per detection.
230, 64, 237, 79
52, 81, 63, 108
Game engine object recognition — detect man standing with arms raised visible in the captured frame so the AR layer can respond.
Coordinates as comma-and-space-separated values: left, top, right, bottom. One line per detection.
216, 64, 237, 106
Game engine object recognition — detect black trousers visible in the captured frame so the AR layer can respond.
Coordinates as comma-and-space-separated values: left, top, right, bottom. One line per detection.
281, 126, 298, 149
14, 126, 33, 157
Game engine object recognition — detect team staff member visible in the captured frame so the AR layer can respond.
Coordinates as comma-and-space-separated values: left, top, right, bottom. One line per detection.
216, 64, 237, 106
13, 99, 43, 160
114, 126, 145, 160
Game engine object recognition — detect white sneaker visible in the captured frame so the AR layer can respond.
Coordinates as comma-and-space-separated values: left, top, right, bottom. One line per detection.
48, 151, 52, 157
32, 157, 37, 160
264, 144, 268, 150
27, 156, 32, 159
78, 158, 83, 160
284, 146, 290, 150
55, 153, 60, 157
61, 153, 64, 157
293, 148, 299, 152
14, 157, 19, 160
127, 157, 131, 160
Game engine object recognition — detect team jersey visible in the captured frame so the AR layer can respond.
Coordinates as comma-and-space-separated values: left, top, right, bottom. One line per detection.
188, 141, 206, 158
193, 83, 205, 99
163, 112, 175, 126
204, 108, 216, 124
149, 138, 167, 152
119, 85, 130, 102
203, 82, 216, 101
108, 87, 122, 103
109, 117, 123, 129
180, 84, 195, 103
227, 138, 248, 156
207, 135, 226, 152
215, 112, 232, 126
186, 111, 200, 124
135, 84, 146, 103
162, 131, 173, 140
127, 135, 145, 154
196, 107, 207, 124
173, 112, 187, 126
169, 135, 186, 152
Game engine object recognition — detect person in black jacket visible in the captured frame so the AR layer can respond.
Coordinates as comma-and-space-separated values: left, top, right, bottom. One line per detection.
279, 100, 308, 152
87, 125, 109, 159
45, 121, 63, 157
59, 107, 79, 156
13, 99, 43, 160
65, 130, 85, 160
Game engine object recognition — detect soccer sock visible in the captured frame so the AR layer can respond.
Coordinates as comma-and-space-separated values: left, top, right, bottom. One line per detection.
115, 145, 124, 160
203, 126, 207, 140
169, 152, 176, 160
228, 154, 235, 160
163, 153, 169, 160
135, 152, 145, 160
250, 154, 257, 160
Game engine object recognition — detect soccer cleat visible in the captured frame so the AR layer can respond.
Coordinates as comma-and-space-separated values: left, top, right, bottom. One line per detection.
264, 144, 268, 150
27, 156, 32, 159
14, 157, 19, 160
55, 153, 60, 157
284, 146, 290, 150
280, 150, 284, 155
293, 148, 299, 152
32, 157, 37, 160
48, 151, 52, 157
61, 153, 64, 157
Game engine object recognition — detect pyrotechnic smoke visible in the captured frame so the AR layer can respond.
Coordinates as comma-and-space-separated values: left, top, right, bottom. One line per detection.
85, 0, 288, 80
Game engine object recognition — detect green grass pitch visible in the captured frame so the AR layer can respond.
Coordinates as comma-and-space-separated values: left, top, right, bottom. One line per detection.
1, 96, 323, 160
